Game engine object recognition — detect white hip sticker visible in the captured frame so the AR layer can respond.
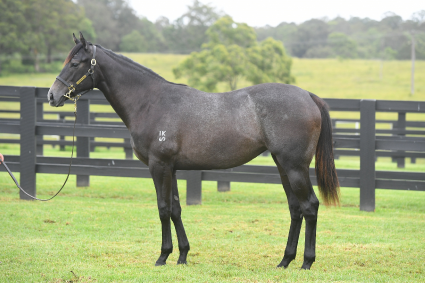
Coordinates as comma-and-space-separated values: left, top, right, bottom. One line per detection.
159, 131, 166, 141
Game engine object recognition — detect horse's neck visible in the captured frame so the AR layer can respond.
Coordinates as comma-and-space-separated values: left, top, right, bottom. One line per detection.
95, 50, 160, 130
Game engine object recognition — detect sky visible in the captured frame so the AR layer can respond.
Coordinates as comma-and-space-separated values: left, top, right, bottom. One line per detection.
128, 0, 424, 27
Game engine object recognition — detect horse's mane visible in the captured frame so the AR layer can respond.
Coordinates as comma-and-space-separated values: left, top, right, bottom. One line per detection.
95, 45, 187, 87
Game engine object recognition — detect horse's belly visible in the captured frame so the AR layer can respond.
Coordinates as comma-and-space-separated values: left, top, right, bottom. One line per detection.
175, 133, 266, 170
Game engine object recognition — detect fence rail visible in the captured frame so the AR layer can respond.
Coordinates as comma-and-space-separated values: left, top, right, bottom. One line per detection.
1, 86, 425, 211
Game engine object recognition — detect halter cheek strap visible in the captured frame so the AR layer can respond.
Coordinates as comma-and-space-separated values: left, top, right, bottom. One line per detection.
55, 45, 97, 110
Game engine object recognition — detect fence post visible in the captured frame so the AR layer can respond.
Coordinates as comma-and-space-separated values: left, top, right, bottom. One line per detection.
36, 101, 44, 155
20, 87, 37, 200
124, 137, 133, 159
360, 99, 376, 212
395, 112, 406, 168
217, 181, 230, 192
59, 114, 65, 151
90, 137, 95, 152
331, 119, 339, 159
76, 99, 90, 187
186, 171, 202, 205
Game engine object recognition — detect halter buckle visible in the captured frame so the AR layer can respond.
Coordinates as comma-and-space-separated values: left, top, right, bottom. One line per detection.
91, 59, 97, 66
88, 69, 94, 75
67, 84, 75, 94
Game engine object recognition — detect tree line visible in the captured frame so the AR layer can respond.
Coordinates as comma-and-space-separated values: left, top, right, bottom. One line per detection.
256, 11, 425, 60
1, 0, 424, 75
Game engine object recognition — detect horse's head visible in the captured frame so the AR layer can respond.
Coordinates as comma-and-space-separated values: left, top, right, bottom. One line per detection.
48, 32, 98, 107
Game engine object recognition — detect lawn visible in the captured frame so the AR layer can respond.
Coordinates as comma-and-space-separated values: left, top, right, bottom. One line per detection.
0, 143, 425, 282
1, 167, 424, 282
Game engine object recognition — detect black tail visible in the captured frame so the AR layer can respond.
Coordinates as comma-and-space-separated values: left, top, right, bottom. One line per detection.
309, 93, 340, 206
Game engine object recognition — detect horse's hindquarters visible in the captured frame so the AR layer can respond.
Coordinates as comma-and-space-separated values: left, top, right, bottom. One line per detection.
249, 84, 322, 164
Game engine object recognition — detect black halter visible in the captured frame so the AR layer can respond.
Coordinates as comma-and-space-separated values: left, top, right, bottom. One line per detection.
55, 45, 97, 106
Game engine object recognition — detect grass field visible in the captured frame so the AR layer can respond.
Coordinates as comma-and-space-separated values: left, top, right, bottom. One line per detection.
0, 144, 424, 282
1, 165, 424, 282
1, 55, 424, 101
1, 56, 425, 282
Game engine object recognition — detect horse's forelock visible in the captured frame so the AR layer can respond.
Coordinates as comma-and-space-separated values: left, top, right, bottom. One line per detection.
63, 43, 83, 66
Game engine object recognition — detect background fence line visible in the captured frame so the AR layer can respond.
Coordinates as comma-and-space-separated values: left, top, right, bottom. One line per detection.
1, 86, 424, 211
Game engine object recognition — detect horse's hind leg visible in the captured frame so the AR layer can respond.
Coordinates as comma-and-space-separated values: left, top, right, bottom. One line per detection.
272, 155, 303, 268
170, 171, 190, 264
275, 155, 319, 270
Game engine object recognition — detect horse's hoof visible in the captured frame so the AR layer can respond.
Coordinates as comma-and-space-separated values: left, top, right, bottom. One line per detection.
177, 260, 187, 265
277, 256, 293, 269
155, 261, 166, 266
300, 258, 314, 270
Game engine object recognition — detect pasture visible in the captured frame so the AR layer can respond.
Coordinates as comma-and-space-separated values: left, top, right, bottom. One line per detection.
1, 56, 425, 281
1, 158, 424, 282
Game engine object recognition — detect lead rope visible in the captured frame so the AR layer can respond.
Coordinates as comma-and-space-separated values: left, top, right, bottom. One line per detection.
3, 45, 96, 200
1, 101, 78, 201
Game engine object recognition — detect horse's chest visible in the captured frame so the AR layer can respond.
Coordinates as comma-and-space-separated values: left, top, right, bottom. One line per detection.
129, 134, 149, 165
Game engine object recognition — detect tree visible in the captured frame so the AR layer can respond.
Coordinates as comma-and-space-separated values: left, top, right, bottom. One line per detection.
206, 15, 256, 48
138, 17, 167, 52
256, 22, 298, 57
163, 0, 222, 53
174, 16, 294, 92
120, 30, 147, 52
246, 37, 295, 85
78, 0, 164, 52
411, 10, 425, 24
22, 0, 87, 70
0, 0, 29, 73
78, 0, 129, 51
78, 18, 97, 42
328, 32, 358, 58
292, 19, 329, 58
174, 43, 246, 92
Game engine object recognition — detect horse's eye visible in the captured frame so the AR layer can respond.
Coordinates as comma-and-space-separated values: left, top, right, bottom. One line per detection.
71, 62, 79, 67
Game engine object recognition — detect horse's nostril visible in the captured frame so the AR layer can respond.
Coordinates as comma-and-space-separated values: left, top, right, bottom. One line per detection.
49, 92, 54, 101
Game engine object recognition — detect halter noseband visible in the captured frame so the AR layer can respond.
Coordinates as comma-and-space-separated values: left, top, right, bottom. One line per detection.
55, 45, 97, 111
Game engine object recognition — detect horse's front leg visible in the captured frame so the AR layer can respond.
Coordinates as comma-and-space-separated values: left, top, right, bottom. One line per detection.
149, 160, 174, 266
170, 171, 190, 264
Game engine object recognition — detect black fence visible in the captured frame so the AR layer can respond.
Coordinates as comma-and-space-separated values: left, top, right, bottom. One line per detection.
1, 86, 425, 211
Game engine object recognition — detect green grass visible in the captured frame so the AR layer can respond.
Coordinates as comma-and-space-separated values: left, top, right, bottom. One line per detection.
1, 167, 424, 282
1, 144, 425, 282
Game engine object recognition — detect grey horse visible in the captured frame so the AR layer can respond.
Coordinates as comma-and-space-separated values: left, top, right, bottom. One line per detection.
48, 33, 339, 270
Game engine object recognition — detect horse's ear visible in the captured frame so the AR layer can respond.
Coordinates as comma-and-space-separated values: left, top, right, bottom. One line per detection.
73, 33, 80, 45
79, 31, 88, 50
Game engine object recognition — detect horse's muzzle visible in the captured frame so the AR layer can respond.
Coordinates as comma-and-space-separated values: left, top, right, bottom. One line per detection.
47, 92, 65, 107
